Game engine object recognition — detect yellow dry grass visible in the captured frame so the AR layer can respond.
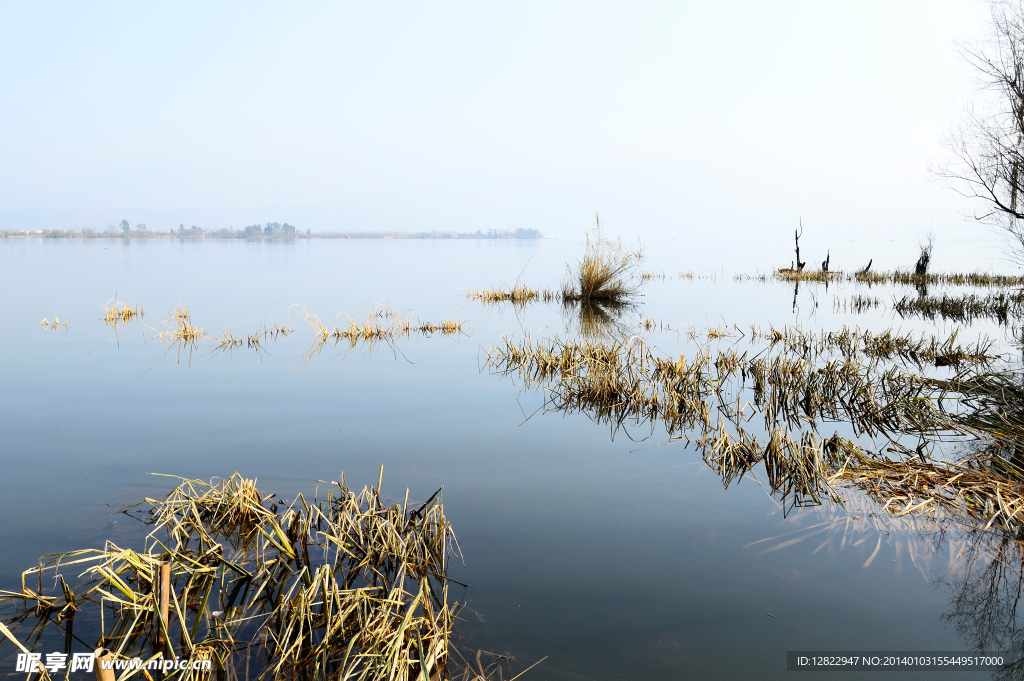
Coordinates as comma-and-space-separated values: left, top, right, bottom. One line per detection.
0, 471, 459, 681
103, 296, 143, 327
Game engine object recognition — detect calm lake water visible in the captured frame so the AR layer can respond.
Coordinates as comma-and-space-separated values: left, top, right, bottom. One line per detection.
0, 236, 1018, 679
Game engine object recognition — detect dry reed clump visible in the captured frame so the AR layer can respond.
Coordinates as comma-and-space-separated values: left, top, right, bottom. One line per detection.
773, 268, 1024, 288
103, 296, 143, 327
0, 471, 458, 681
156, 305, 207, 345
560, 214, 645, 302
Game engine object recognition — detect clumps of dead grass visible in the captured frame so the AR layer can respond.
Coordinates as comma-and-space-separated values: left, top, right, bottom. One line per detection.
294, 304, 469, 363
0, 471, 459, 681
103, 296, 143, 327
465, 284, 557, 306
485, 325, 1022, 519
560, 214, 645, 302
156, 305, 207, 345
773, 268, 1024, 288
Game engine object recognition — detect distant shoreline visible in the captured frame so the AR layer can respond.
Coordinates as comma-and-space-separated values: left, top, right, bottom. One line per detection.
0, 227, 544, 240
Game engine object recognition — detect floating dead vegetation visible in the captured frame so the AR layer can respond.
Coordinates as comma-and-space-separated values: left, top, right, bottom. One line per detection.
294, 304, 469, 364
484, 324, 1022, 519
103, 296, 143, 327
831, 452, 1024, 529
773, 268, 1024, 288
39, 315, 67, 331
893, 291, 1024, 325
0, 471, 459, 681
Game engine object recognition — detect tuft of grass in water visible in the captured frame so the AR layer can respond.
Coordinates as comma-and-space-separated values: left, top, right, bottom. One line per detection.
560, 214, 645, 302
465, 284, 557, 306
103, 296, 143, 327
0, 471, 460, 681
294, 304, 470, 364
156, 305, 206, 345
334, 305, 413, 342
639, 271, 666, 281
418, 319, 466, 335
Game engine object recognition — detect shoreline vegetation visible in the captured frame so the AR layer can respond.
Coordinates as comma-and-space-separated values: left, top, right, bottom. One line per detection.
0, 224, 544, 240
0, 472, 462, 681
770, 268, 1024, 287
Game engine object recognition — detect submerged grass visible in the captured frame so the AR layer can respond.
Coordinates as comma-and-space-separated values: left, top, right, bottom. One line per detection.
0, 471, 458, 681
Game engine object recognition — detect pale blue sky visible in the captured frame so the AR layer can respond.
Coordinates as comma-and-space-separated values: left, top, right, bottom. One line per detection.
0, 1, 997, 250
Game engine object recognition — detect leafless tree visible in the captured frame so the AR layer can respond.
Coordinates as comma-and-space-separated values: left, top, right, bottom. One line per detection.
935, 1, 1024, 263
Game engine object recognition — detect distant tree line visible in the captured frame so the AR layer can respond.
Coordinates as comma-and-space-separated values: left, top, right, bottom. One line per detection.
311, 228, 544, 239
243, 222, 298, 238
0, 224, 543, 240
